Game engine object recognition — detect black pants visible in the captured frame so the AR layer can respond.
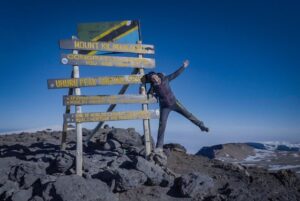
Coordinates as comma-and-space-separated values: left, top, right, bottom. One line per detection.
156, 100, 207, 148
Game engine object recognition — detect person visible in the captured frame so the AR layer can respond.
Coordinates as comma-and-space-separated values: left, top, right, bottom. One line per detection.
144, 60, 209, 150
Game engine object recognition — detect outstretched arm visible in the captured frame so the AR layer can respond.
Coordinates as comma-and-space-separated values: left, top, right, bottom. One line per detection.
166, 60, 189, 81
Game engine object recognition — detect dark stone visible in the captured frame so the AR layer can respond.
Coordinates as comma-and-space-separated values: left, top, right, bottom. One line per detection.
0, 180, 19, 201
11, 188, 33, 201
177, 172, 214, 198
114, 168, 147, 192
134, 156, 173, 187
272, 169, 299, 187
108, 155, 133, 169
103, 139, 121, 151
29, 195, 44, 201
52, 175, 118, 201
163, 143, 187, 153
107, 128, 143, 148
47, 152, 74, 174
92, 168, 147, 192
9, 162, 47, 188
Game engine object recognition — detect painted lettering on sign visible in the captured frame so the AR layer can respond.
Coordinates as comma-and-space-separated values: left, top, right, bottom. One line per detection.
60, 40, 155, 54
63, 95, 157, 105
64, 110, 160, 123
61, 54, 155, 68
74, 40, 99, 50
47, 75, 143, 89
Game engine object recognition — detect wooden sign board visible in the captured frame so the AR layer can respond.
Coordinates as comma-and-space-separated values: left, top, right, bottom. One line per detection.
64, 110, 160, 123
63, 94, 157, 105
61, 54, 155, 68
48, 75, 143, 89
60, 40, 154, 54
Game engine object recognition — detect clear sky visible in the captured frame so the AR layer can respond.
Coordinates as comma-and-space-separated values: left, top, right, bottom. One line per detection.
0, 0, 299, 152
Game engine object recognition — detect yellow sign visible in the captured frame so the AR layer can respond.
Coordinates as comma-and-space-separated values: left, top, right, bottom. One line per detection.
64, 110, 160, 123
61, 54, 155, 68
48, 75, 143, 89
60, 39, 155, 54
64, 95, 157, 105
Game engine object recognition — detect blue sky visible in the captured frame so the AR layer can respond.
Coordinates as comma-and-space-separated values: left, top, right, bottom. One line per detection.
0, 0, 299, 151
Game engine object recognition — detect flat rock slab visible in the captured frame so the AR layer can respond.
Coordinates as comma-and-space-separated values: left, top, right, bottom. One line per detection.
53, 175, 118, 201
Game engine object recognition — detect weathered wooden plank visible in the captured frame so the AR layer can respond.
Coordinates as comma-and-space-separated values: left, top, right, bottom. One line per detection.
60, 39, 155, 54
47, 75, 143, 89
63, 95, 157, 105
60, 54, 155, 68
64, 110, 160, 123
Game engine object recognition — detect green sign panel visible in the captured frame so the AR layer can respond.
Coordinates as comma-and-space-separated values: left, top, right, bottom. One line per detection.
77, 20, 140, 55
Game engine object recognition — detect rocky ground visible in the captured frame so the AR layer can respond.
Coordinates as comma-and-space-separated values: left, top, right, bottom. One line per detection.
0, 128, 300, 201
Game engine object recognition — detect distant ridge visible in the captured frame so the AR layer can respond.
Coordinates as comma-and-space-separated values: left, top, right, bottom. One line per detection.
0, 125, 63, 135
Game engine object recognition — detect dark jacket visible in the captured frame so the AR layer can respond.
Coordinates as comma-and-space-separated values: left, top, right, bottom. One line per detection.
146, 66, 185, 107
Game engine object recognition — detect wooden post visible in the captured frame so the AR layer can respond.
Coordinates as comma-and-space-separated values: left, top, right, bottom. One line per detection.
138, 40, 152, 157
72, 36, 83, 176
61, 70, 74, 150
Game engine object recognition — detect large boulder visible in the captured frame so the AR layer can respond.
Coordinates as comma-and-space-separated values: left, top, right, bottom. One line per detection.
9, 162, 47, 189
51, 175, 118, 201
134, 156, 173, 187
11, 188, 33, 201
46, 152, 74, 174
107, 128, 143, 148
97, 169, 147, 192
0, 180, 19, 200
114, 168, 147, 191
176, 172, 215, 198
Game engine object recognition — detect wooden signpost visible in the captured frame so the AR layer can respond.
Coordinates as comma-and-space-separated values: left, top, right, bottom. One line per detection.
47, 20, 157, 176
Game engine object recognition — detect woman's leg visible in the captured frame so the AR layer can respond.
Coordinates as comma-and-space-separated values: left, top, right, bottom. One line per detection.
156, 107, 171, 148
172, 100, 209, 132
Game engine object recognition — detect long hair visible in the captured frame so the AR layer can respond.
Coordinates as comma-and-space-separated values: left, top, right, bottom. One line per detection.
145, 72, 164, 84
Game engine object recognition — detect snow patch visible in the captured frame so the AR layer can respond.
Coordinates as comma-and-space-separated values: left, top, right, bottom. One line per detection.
268, 165, 300, 171
244, 149, 276, 162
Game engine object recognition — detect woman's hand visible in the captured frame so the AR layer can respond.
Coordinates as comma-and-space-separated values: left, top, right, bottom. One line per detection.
183, 60, 189, 68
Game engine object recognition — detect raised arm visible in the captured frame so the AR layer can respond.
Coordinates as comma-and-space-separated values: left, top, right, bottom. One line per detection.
166, 60, 189, 81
